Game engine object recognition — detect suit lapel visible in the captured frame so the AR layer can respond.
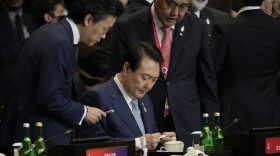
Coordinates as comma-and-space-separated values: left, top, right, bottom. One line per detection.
200, 8, 212, 36
0, 10, 17, 41
108, 79, 143, 136
167, 17, 188, 78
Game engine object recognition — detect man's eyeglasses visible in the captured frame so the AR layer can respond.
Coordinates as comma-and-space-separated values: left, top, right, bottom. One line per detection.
164, 0, 189, 12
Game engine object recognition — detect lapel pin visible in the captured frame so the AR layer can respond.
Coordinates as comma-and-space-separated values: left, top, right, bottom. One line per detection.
206, 18, 210, 25
181, 26, 185, 32
142, 103, 147, 113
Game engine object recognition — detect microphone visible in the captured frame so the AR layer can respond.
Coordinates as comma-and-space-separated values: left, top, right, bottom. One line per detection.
45, 129, 73, 142
222, 118, 239, 132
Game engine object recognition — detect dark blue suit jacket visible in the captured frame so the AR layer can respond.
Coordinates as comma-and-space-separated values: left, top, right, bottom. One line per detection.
108, 7, 219, 146
0, 19, 84, 149
79, 77, 158, 139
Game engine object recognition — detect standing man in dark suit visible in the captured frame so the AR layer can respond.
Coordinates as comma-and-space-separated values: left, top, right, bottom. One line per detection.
210, 0, 280, 136
189, 0, 229, 36
79, 42, 175, 151
0, 0, 36, 124
0, 0, 123, 154
108, 0, 219, 146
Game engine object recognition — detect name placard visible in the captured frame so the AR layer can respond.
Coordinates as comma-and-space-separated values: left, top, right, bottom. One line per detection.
266, 137, 280, 154
86, 146, 127, 156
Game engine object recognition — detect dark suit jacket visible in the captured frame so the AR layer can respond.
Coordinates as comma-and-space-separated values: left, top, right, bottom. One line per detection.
211, 9, 280, 135
121, 0, 150, 18
0, 19, 84, 150
200, 7, 229, 36
108, 7, 219, 146
79, 77, 158, 139
0, 8, 36, 119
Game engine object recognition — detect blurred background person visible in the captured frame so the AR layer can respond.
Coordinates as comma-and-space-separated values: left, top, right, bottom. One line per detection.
207, 0, 237, 17
32, 0, 66, 27
188, 0, 229, 36
0, 2, 36, 153
261, 0, 280, 18
272, 0, 280, 18
211, 0, 280, 136
77, 43, 110, 90
261, 0, 273, 15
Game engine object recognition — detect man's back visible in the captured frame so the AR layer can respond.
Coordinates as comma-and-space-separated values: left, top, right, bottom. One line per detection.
211, 9, 280, 135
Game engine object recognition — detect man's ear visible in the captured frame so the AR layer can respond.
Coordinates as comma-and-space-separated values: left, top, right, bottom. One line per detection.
43, 13, 52, 23
123, 62, 130, 75
84, 14, 93, 26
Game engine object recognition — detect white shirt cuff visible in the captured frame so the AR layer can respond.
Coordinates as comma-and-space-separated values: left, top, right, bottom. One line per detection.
79, 106, 87, 125
135, 138, 141, 148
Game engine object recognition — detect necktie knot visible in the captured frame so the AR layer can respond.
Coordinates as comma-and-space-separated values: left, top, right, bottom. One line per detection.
131, 100, 139, 111
161, 27, 171, 35
15, 14, 21, 21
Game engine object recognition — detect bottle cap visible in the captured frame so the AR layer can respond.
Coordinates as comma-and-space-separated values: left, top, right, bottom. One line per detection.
203, 113, 209, 117
36, 122, 43, 127
214, 112, 220, 116
23, 123, 30, 127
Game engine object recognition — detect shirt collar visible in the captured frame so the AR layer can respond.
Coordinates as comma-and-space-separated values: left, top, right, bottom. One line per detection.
238, 6, 261, 15
113, 74, 133, 105
146, 0, 153, 3
6, 9, 22, 29
151, 4, 175, 30
66, 18, 80, 44
194, 11, 200, 18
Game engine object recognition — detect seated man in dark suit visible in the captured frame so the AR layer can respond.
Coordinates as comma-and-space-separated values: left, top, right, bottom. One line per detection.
79, 42, 176, 151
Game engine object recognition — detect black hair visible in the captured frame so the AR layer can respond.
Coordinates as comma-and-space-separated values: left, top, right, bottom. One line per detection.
32, 0, 65, 27
123, 42, 163, 72
67, 0, 123, 24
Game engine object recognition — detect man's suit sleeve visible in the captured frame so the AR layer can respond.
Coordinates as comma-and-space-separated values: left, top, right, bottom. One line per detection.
78, 91, 108, 137
197, 22, 219, 119
37, 40, 84, 125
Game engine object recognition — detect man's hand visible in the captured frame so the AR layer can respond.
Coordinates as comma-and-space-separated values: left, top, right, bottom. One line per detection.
160, 131, 176, 144
143, 133, 161, 150
83, 106, 106, 125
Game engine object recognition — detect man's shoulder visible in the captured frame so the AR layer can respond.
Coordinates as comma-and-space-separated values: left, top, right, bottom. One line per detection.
180, 13, 207, 29
202, 7, 229, 18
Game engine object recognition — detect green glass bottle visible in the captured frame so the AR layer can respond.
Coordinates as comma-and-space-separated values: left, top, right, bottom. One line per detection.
20, 123, 35, 156
35, 122, 47, 156
200, 113, 214, 153
213, 112, 224, 151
